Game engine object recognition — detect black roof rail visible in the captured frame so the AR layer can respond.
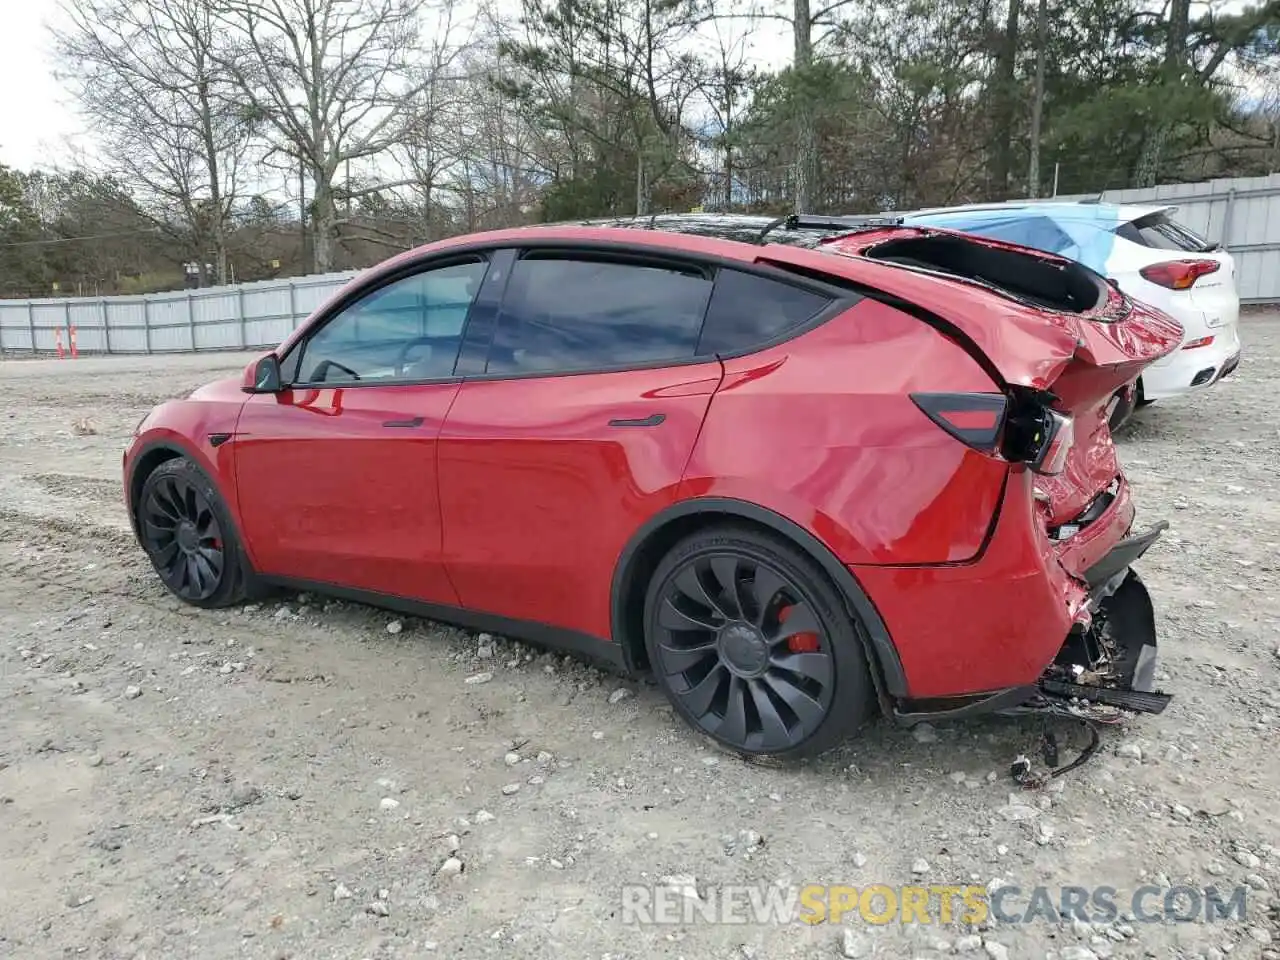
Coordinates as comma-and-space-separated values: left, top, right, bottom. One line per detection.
755, 213, 905, 245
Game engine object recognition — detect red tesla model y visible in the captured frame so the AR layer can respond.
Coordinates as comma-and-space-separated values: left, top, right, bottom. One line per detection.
124, 214, 1182, 758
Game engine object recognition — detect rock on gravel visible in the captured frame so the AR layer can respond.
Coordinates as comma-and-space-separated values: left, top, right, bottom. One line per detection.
437, 857, 464, 879
1233, 849, 1261, 868
465, 672, 493, 685
911, 722, 938, 743
123, 685, 142, 700
840, 929, 871, 958
997, 802, 1039, 822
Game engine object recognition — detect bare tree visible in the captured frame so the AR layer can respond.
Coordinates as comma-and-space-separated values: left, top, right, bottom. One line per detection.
211, 0, 462, 272
698, 12, 754, 209
1027, 0, 1047, 196
55, 0, 254, 283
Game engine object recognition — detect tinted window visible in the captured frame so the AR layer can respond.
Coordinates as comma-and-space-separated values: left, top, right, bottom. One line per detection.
1118, 212, 1211, 252
486, 255, 712, 375
697, 269, 833, 355
297, 259, 489, 384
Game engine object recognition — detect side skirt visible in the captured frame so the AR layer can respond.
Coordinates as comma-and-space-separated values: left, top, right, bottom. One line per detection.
892, 685, 1037, 724
261, 576, 630, 675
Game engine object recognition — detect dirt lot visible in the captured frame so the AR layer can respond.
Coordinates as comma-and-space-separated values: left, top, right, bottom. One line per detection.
1, 318, 1279, 960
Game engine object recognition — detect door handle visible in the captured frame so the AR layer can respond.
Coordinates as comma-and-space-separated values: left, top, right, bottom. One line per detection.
608, 413, 666, 427
383, 417, 425, 428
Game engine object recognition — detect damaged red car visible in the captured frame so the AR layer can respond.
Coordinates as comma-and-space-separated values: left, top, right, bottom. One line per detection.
123, 213, 1182, 758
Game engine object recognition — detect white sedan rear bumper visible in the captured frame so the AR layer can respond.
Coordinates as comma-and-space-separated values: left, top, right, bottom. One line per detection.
1141, 321, 1241, 401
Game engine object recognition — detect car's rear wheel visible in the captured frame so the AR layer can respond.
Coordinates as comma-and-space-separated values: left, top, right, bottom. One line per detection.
137, 457, 248, 608
643, 525, 874, 759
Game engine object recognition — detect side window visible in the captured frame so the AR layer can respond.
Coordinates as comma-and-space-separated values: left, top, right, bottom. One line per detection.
295, 259, 489, 384
1118, 213, 1211, 252
697, 269, 833, 355
486, 255, 712, 375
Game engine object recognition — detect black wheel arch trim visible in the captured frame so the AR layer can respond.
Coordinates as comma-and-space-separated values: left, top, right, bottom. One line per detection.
126, 438, 242, 546
611, 496, 909, 699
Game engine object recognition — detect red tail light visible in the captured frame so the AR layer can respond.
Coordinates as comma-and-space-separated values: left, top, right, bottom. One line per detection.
911, 392, 1072, 475
1139, 259, 1220, 290
910, 393, 1007, 454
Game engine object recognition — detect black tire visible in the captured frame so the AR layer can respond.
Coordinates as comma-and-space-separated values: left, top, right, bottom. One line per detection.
136, 457, 250, 608
643, 524, 875, 759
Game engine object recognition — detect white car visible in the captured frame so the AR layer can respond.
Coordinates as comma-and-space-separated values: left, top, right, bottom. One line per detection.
901, 201, 1242, 425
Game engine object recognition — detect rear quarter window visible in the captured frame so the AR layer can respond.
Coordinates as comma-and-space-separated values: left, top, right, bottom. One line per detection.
697, 270, 833, 355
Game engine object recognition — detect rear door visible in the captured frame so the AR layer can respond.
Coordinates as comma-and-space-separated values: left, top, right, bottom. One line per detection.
437, 249, 723, 640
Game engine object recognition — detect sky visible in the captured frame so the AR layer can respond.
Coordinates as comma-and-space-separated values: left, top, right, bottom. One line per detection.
0, 0, 795, 174
1, 0, 83, 169
0, 0, 1263, 174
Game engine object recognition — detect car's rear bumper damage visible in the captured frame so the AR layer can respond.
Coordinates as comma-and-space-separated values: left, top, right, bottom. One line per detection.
858, 470, 1171, 723
986, 525, 1171, 722
1025, 523, 1169, 715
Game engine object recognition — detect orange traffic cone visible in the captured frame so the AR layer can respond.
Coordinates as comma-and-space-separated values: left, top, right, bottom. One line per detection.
55, 328, 64, 359
69, 326, 78, 359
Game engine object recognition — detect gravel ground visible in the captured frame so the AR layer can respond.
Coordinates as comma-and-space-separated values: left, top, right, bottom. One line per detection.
1, 316, 1278, 960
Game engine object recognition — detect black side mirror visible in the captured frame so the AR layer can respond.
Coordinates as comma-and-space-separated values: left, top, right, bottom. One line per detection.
242, 354, 282, 393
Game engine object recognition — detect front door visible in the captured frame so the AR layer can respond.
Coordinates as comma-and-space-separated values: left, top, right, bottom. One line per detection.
233, 256, 493, 603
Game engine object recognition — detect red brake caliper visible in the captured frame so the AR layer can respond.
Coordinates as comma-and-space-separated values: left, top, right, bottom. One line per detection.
777, 605, 820, 654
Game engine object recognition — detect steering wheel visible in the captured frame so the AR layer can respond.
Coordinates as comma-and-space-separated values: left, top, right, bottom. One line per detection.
395, 336, 439, 378
310, 358, 361, 382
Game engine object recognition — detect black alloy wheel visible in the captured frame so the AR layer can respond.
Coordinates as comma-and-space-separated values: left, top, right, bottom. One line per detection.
137, 457, 248, 607
646, 527, 873, 756
141, 470, 225, 601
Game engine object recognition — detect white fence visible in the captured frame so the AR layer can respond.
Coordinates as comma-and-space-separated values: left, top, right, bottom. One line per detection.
2, 172, 1279, 356
1043, 172, 1280, 303
0, 271, 358, 356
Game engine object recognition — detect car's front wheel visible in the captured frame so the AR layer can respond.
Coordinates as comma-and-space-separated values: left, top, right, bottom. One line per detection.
137, 457, 249, 608
643, 525, 875, 759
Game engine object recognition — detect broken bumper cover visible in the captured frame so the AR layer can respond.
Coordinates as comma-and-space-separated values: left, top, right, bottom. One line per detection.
1032, 523, 1171, 716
